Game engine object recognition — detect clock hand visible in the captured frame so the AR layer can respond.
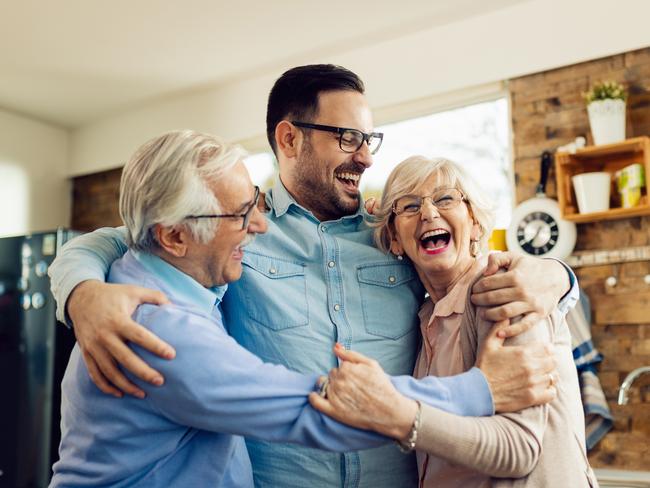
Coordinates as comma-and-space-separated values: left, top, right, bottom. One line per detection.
524, 226, 542, 246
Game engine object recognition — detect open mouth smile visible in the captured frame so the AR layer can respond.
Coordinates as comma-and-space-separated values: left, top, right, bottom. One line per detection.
419, 229, 451, 255
335, 171, 361, 193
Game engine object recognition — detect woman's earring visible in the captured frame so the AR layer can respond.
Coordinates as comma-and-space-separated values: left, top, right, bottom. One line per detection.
470, 239, 480, 258
396, 254, 404, 261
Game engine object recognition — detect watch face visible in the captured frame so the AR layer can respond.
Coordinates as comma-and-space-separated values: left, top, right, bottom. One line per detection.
516, 211, 559, 255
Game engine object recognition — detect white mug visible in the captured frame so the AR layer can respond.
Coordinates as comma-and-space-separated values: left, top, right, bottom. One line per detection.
572, 172, 611, 213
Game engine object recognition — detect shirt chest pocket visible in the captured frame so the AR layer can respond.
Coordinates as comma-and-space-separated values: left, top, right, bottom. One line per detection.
357, 262, 419, 340
241, 253, 309, 330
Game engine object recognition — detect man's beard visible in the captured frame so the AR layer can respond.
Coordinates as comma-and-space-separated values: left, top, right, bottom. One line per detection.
293, 139, 363, 222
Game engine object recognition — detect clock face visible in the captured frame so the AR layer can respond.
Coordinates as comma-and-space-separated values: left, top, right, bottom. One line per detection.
507, 197, 576, 260
516, 211, 559, 255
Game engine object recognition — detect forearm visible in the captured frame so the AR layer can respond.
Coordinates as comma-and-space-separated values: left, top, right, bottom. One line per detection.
391, 367, 494, 417
416, 404, 544, 477
137, 307, 386, 451
49, 226, 128, 323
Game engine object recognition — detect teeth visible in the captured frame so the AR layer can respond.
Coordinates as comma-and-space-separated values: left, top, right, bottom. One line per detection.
420, 229, 449, 240
336, 172, 360, 182
239, 234, 254, 249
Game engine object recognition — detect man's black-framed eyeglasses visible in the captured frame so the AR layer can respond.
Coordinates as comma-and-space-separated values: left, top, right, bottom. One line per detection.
291, 121, 384, 155
185, 186, 260, 230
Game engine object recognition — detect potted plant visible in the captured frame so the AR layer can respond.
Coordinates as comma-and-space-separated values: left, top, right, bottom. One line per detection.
584, 81, 627, 145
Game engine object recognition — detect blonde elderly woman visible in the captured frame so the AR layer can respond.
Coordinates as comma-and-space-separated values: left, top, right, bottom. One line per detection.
311, 157, 598, 487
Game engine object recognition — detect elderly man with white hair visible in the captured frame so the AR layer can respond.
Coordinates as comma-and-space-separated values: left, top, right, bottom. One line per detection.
50, 130, 492, 488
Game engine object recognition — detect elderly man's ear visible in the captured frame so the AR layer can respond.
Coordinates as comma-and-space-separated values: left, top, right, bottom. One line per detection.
154, 224, 189, 257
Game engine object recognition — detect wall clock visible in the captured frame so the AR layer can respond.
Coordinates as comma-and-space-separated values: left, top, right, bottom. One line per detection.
507, 151, 577, 259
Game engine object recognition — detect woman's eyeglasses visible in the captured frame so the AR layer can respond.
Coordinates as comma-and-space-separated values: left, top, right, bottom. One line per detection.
393, 188, 466, 216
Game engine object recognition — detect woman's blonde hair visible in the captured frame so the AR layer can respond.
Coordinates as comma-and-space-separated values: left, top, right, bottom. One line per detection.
373, 156, 496, 254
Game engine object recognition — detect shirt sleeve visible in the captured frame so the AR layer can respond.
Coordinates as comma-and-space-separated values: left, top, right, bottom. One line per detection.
546, 257, 580, 315
130, 304, 388, 452
49, 226, 128, 324
390, 367, 494, 417
415, 402, 545, 477
412, 307, 556, 477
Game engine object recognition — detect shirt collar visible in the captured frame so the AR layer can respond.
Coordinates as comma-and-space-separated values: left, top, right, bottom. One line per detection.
131, 250, 227, 315
424, 256, 486, 323
268, 177, 365, 225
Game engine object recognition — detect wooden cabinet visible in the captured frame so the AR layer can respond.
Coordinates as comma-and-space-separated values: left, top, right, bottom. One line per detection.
555, 137, 650, 223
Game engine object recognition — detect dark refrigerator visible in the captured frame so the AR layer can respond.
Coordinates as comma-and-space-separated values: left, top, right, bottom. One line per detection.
0, 229, 80, 488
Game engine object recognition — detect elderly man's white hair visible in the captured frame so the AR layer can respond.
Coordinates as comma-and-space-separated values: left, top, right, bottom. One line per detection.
119, 130, 246, 252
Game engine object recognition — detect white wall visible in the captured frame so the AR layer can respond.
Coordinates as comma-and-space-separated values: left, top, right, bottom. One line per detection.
0, 109, 69, 236
70, 0, 650, 175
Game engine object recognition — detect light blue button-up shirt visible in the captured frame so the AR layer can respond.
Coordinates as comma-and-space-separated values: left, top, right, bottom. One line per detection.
49, 179, 576, 487
51, 250, 391, 487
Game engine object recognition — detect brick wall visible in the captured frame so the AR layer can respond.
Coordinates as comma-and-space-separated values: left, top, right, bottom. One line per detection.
71, 168, 122, 231
510, 47, 650, 470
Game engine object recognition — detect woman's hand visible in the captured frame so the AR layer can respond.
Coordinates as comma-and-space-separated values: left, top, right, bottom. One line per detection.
309, 344, 418, 440
67, 280, 174, 398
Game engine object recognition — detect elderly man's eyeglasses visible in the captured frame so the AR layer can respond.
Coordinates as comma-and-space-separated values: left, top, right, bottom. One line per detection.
393, 188, 467, 216
185, 186, 260, 230
291, 121, 384, 155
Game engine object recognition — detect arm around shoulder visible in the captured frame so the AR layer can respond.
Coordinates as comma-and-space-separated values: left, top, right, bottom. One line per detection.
49, 226, 128, 324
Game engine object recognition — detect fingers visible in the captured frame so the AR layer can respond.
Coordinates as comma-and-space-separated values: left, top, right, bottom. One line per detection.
333, 343, 375, 365
123, 320, 176, 359
491, 319, 511, 340
132, 287, 170, 306
107, 336, 164, 386
479, 301, 530, 322
472, 286, 521, 307
483, 251, 514, 276
364, 197, 376, 214
308, 392, 333, 414
82, 349, 123, 398
473, 271, 517, 294
499, 312, 542, 338
90, 347, 146, 399
535, 386, 557, 404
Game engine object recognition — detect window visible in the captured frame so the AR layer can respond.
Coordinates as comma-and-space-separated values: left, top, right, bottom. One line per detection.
243, 152, 277, 191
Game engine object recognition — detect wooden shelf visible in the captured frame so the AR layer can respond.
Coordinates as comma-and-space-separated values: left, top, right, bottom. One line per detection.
555, 136, 650, 223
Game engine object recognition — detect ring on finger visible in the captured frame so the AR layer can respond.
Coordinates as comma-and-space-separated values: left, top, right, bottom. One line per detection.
548, 372, 556, 387
319, 378, 330, 398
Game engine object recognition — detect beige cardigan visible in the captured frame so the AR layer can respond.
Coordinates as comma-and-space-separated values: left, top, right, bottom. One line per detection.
414, 275, 599, 488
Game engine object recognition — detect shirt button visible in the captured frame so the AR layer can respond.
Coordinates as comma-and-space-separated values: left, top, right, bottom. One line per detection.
321, 226, 327, 233
328, 261, 335, 268
269, 267, 277, 274
333, 304, 341, 311
388, 276, 396, 283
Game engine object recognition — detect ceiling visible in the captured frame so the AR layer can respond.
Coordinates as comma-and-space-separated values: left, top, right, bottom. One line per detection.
0, 0, 526, 128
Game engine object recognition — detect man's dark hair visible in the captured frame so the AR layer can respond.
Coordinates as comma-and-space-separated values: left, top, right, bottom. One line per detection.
266, 64, 365, 156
